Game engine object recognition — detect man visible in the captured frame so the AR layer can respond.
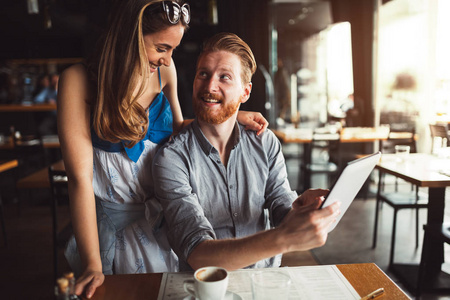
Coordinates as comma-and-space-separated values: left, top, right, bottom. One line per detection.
152, 32, 340, 271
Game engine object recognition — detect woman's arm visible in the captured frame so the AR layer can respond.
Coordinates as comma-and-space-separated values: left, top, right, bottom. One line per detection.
161, 59, 184, 133
57, 64, 104, 299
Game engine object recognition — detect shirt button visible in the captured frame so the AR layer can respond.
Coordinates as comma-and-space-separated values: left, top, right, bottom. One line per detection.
229, 184, 234, 189
233, 212, 238, 217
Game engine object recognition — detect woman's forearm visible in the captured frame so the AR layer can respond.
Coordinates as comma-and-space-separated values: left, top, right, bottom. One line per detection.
68, 179, 102, 271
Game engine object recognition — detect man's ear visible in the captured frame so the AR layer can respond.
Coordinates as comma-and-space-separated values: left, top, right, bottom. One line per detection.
240, 82, 252, 104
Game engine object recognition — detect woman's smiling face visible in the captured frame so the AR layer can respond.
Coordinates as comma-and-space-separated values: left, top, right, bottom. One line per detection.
143, 23, 185, 73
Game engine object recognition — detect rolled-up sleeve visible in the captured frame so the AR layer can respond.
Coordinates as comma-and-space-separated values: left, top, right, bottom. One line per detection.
152, 144, 215, 262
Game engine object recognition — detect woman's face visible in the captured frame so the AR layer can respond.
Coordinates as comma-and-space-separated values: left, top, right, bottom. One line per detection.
143, 24, 185, 73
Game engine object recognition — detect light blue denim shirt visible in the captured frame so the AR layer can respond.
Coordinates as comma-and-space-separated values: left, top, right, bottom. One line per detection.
152, 120, 297, 271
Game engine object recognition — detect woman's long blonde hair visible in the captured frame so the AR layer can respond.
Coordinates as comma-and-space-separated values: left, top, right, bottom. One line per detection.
90, 0, 188, 147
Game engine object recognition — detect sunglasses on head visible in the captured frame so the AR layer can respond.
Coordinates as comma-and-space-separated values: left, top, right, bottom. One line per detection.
162, 1, 190, 25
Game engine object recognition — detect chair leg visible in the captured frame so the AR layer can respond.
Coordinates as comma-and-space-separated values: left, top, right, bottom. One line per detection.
415, 185, 420, 249
389, 208, 398, 267
0, 194, 7, 247
415, 207, 420, 249
372, 172, 383, 249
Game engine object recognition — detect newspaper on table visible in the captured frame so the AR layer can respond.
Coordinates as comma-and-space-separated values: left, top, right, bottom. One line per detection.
157, 265, 360, 300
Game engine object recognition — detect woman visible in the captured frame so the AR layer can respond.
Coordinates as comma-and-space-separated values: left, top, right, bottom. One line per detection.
57, 0, 267, 298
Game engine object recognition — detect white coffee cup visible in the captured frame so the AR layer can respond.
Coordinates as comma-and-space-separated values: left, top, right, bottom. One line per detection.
183, 266, 229, 300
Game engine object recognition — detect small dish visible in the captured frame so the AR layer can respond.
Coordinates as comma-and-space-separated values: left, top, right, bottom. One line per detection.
183, 290, 242, 300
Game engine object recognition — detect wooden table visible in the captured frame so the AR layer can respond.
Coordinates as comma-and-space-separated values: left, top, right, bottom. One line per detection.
16, 160, 64, 189
375, 153, 450, 295
0, 159, 18, 173
86, 263, 409, 300
272, 126, 391, 144
0, 135, 60, 150
41, 135, 60, 148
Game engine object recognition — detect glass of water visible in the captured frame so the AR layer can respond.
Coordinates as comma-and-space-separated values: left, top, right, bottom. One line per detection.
251, 270, 291, 300
395, 145, 410, 162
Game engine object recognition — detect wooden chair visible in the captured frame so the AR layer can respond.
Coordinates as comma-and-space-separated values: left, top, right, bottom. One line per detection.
13, 134, 46, 180
429, 123, 449, 154
48, 165, 71, 279
378, 128, 416, 191
299, 128, 341, 191
372, 128, 428, 267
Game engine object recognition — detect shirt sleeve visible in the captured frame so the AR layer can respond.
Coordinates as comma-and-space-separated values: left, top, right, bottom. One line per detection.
262, 130, 298, 227
152, 143, 216, 262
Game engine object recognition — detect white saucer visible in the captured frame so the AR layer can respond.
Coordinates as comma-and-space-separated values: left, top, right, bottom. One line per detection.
183, 290, 242, 300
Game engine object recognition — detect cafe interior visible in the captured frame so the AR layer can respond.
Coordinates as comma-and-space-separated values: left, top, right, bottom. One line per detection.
0, 0, 449, 299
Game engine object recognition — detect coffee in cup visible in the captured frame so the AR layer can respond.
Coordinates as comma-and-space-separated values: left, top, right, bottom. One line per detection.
184, 266, 229, 300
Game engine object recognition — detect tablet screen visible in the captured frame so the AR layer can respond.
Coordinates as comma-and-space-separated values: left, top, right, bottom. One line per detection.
320, 152, 381, 232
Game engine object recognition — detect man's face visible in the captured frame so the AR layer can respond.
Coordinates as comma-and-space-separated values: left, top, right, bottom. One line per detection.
193, 50, 251, 124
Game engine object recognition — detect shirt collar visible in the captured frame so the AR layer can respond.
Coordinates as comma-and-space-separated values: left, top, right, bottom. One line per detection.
192, 119, 242, 156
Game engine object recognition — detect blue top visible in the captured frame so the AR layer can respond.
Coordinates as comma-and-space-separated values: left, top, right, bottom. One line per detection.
91, 68, 173, 162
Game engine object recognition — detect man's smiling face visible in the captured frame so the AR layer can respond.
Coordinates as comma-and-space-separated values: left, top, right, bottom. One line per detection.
193, 50, 251, 124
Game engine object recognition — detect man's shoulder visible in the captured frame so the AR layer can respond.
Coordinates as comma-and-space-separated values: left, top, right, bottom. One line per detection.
160, 124, 194, 153
239, 124, 278, 144
238, 125, 281, 159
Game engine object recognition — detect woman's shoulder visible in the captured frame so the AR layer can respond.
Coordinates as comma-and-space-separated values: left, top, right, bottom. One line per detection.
58, 63, 92, 104
60, 63, 88, 80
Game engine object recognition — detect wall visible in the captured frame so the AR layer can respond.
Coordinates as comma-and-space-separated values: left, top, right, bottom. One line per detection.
330, 0, 376, 127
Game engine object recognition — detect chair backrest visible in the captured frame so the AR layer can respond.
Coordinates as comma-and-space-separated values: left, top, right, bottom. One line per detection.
429, 124, 449, 153
48, 167, 68, 191
308, 128, 341, 165
47, 165, 69, 280
12, 134, 45, 169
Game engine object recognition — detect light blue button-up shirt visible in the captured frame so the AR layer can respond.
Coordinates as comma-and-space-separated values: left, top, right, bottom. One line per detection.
152, 120, 297, 271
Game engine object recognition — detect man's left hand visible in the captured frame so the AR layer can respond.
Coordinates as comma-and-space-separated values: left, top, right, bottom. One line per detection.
292, 188, 329, 210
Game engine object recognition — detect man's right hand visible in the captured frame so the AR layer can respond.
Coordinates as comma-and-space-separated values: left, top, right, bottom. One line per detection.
74, 269, 105, 299
278, 192, 340, 253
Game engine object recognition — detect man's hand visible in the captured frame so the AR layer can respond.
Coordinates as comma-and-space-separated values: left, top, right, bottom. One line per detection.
278, 189, 340, 252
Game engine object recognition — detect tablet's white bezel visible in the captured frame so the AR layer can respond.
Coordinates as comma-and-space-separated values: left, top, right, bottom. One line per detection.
320, 152, 382, 232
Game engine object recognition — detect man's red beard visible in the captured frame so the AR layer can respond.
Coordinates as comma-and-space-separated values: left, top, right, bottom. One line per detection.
193, 93, 242, 124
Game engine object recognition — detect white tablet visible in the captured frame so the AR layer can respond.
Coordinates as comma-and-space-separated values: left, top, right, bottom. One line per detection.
320, 151, 382, 232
